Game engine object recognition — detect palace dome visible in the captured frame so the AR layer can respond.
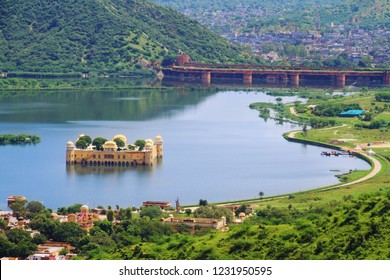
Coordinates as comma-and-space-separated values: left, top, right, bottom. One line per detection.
145, 138, 154, 145
103, 140, 118, 149
66, 141, 75, 148
113, 134, 127, 144
155, 135, 163, 142
145, 143, 153, 150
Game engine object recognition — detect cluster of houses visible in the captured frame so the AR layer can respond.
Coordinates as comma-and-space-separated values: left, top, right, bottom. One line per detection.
233, 25, 390, 66
182, 5, 389, 67
1, 197, 255, 260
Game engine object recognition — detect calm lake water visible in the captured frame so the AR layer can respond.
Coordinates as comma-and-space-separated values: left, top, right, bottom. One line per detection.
0, 86, 370, 210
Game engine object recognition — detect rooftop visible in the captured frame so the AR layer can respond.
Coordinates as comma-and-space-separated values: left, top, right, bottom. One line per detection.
339, 110, 365, 116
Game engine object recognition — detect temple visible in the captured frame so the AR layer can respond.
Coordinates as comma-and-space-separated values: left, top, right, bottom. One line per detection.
66, 134, 163, 166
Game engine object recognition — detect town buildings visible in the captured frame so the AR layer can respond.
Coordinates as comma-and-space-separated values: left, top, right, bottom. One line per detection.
177, 6, 390, 67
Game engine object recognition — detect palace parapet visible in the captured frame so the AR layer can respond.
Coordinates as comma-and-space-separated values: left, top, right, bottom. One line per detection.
161, 214, 228, 232
66, 134, 163, 166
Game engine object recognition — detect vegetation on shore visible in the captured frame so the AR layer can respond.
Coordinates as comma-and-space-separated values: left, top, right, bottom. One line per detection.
0, 134, 40, 145
0, 77, 168, 91
250, 88, 390, 129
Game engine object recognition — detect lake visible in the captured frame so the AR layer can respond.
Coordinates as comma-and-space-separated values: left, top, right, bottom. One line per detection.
0, 86, 370, 210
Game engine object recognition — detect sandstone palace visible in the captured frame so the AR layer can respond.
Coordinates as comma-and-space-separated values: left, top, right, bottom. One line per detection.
66, 134, 163, 166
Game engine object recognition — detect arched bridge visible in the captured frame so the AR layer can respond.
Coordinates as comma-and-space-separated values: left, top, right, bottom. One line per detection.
163, 63, 390, 87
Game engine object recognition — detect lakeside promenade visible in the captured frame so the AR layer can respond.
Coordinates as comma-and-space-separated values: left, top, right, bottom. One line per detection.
286, 129, 382, 188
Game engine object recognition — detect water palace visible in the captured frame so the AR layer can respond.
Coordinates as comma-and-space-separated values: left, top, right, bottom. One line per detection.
66, 134, 163, 166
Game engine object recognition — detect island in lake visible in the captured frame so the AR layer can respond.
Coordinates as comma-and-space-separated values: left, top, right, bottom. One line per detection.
66, 134, 163, 167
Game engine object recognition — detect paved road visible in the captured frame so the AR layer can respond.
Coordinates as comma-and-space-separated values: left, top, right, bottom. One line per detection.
339, 153, 381, 187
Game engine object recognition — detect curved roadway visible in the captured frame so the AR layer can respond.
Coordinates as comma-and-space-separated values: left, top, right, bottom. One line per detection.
286, 129, 382, 189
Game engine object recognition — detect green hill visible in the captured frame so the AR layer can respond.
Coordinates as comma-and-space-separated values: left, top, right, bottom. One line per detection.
0, 0, 250, 75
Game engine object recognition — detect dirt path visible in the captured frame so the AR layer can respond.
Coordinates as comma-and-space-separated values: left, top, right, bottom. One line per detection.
287, 124, 348, 139
289, 106, 298, 116
339, 154, 382, 187
287, 130, 301, 138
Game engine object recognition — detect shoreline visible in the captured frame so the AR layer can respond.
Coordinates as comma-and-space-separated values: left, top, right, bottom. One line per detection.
284, 130, 382, 188
188, 127, 384, 209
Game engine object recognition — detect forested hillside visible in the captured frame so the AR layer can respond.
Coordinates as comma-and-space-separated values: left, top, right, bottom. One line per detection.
0, 0, 250, 75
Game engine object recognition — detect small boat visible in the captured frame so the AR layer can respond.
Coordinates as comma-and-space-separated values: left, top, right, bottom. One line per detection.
321, 151, 343, 156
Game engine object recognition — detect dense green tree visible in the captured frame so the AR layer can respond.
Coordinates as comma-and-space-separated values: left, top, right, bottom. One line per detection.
375, 92, 390, 102
26, 201, 45, 214
92, 137, 108, 151
0, 218, 7, 230
117, 207, 133, 220
78, 135, 92, 145
52, 222, 86, 245
113, 137, 125, 148
89, 228, 115, 247
138, 220, 173, 241
9, 199, 27, 218
0, 235, 14, 257
66, 204, 83, 214
199, 199, 208, 206
127, 145, 136, 150
93, 220, 114, 236
362, 112, 374, 121
358, 56, 373, 67
363, 119, 388, 129
107, 210, 115, 222
314, 103, 361, 117
5, 228, 30, 244
32, 233, 47, 245
29, 214, 59, 239
177, 223, 192, 234
139, 206, 163, 220
134, 140, 146, 151
234, 204, 251, 216
3, 228, 37, 259
161, 54, 177, 67
302, 123, 308, 136
259, 191, 264, 199
75, 139, 88, 149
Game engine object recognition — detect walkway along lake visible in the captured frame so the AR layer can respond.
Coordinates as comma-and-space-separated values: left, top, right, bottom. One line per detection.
0, 88, 370, 210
